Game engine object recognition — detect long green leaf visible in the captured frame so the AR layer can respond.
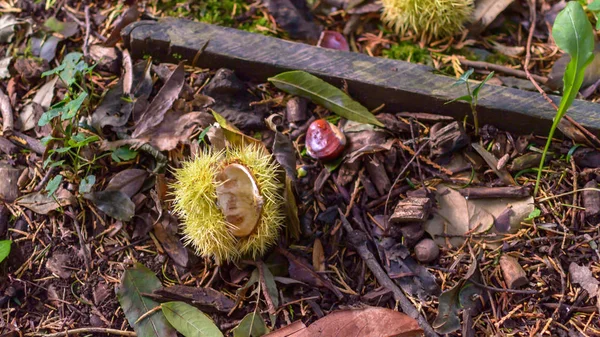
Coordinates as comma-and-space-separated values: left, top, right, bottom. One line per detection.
535, 2, 595, 194
116, 263, 177, 337
268, 71, 384, 127
162, 301, 223, 337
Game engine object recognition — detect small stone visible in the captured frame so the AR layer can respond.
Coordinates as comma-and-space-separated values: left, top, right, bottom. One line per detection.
414, 238, 439, 263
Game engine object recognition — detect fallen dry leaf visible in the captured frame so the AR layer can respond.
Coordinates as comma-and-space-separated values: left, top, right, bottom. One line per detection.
569, 262, 600, 311
423, 185, 534, 247
105, 168, 148, 198
132, 62, 185, 139
265, 307, 422, 337
17, 188, 75, 214
153, 213, 188, 267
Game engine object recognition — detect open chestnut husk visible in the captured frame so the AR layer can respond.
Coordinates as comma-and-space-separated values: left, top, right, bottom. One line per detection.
305, 119, 346, 161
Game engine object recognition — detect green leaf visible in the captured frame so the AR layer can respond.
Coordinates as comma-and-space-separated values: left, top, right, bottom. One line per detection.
0, 240, 12, 264
232, 312, 269, 337
588, 0, 600, 11
116, 263, 177, 337
61, 91, 88, 120
445, 94, 472, 104
552, 2, 595, 120
112, 146, 138, 163
46, 175, 63, 196
452, 68, 474, 86
536, 1, 595, 194
268, 71, 383, 127
79, 175, 96, 194
84, 190, 135, 221
38, 108, 61, 126
161, 302, 223, 337
472, 71, 495, 98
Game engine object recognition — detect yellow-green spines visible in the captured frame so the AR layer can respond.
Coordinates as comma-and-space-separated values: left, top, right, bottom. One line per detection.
381, 0, 473, 40
171, 144, 285, 263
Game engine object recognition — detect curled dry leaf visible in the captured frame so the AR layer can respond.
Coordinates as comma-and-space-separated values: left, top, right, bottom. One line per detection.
265, 307, 422, 337
132, 62, 185, 139
153, 214, 189, 268
423, 185, 534, 248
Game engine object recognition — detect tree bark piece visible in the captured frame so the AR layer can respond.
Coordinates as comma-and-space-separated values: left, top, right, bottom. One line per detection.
499, 255, 528, 289
0, 136, 18, 155
430, 121, 469, 157
390, 197, 432, 223
583, 180, 600, 223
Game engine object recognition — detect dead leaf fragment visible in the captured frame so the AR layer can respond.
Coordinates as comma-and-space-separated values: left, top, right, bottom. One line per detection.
132, 62, 185, 139
153, 214, 188, 267
569, 263, 600, 298
423, 185, 534, 247
17, 189, 75, 214
266, 307, 422, 337
105, 169, 148, 198
46, 253, 71, 279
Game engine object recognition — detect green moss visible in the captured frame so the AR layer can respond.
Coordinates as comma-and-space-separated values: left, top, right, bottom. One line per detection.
382, 41, 431, 65
153, 0, 277, 36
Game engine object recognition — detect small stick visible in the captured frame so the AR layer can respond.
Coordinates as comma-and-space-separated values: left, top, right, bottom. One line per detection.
338, 210, 439, 337
27, 327, 136, 337
469, 280, 538, 295
459, 58, 548, 84
83, 6, 91, 57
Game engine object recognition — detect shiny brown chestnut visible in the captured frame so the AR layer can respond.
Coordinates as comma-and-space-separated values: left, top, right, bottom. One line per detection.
305, 119, 346, 161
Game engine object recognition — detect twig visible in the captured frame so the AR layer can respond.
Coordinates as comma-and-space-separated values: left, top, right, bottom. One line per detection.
384, 141, 433, 220
27, 327, 136, 337
257, 260, 277, 316
469, 280, 538, 295
83, 6, 91, 57
459, 58, 548, 84
34, 166, 59, 192
0, 87, 14, 134
338, 210, 439, 337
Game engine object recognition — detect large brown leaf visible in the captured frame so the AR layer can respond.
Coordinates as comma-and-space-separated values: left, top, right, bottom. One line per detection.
265, 307, 422, 337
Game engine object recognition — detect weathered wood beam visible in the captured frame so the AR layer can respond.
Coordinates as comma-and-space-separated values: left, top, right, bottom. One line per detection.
122, 18, 600, 135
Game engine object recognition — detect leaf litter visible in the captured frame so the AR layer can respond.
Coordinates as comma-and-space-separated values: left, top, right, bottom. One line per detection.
1, 2, 600, 337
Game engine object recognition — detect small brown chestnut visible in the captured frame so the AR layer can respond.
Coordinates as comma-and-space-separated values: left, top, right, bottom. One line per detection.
317, 31, 350, 51
414, 238, 439, 263
305, 119, 346, 161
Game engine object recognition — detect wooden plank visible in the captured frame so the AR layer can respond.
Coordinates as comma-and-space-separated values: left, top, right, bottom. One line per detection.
122, 18, 600, 135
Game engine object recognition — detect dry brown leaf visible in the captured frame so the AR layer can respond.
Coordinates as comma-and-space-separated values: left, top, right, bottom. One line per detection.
312, 238, 325, 272
265, 307, 422, 337
17, 188, 75, 214
136, 110, 213, 151
423, 185, 534, 248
